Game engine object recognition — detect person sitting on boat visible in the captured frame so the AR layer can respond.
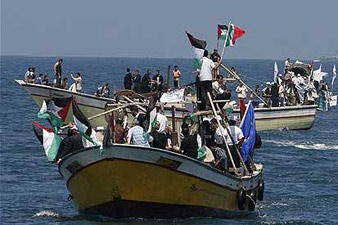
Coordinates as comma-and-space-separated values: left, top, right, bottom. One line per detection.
251, 85, 261, 108
141, 69, 152, 93
35, 73, 43, 85
42, 74, 51, 86
130, 105, 146, 128
226, 115, 244, 173
69, 72, 82, 92
208, 141, 227, 171
24, 67, 33, 82
210, 118, 226, 148
152, 70, 164, 91
286, 82, 298, 106
56, 126, 84, 163
124, 68, 133, 90
152, 121, 167, 150
172, 65, 181, 89
54, 58, 63, 88
132, 69, 142, 93
212, 75, 231, 108
101, 83, 111, 98
60, 77, 69, 89
114, 118, 127, 144
127, 120, 152, 147
278, 82, 286, 106
262, 82, 271, 107
180, 123, 199, 159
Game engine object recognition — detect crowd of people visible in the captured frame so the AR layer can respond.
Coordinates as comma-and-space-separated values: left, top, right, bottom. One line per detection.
24, 58, 83, 92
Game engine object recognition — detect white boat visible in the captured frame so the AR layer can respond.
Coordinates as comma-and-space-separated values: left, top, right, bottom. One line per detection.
16, 80, 317, 131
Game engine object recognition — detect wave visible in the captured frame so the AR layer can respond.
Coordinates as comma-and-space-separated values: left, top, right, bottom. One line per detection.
32, 210, 60, 218
264, 140, 338, 151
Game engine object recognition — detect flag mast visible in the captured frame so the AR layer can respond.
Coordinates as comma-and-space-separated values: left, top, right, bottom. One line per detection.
219, 21, 231, 64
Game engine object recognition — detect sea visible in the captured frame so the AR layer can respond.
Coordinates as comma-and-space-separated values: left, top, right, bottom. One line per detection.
1, 56, 338, 225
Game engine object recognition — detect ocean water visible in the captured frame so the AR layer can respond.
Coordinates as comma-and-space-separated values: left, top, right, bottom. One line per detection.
1, 56, 338, 225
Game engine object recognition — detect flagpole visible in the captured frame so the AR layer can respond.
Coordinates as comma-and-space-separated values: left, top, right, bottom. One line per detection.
219, 21, 231, 64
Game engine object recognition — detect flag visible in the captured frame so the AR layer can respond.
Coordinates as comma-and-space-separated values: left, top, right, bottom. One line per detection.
72, 101, 98, 147
146, 97, 157, 133
217, 24, 228, 40
273, 61, 278, 83
225, 24, 245, 47
32, 121, 61, 161
37, 97, 73, 132
239, 103, 256, 162
186, 31, 207, 69
332, 64, 337, 87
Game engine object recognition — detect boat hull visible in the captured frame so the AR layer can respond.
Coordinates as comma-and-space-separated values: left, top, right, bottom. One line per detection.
16, 80, 317, 131
59, 145, 263, 218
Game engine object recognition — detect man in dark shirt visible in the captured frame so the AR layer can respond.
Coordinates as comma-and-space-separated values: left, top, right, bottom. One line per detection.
56, 128, 84, 161
54, 59, 63, 88
132, 69, 142, 93
141, 69, 152, 93
180, 123, 198, 159
124, 68, 133, 90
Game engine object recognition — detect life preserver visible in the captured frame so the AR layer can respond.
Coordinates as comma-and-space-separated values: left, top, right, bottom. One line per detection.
248, 191, 256, 211
237, 189, 246, 210
257, 179, 264, 201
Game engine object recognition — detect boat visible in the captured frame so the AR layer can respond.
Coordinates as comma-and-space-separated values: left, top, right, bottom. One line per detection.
58, 144, 264, 218
15, 79, 317, 131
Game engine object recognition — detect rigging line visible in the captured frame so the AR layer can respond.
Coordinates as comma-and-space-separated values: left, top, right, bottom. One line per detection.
237, 73, 267, 85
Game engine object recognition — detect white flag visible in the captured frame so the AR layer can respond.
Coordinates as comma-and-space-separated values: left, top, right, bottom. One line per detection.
273, 61, 278, 83
332, 64, 337, 87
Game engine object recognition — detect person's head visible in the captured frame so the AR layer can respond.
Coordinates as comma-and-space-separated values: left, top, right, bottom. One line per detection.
287, 57, 290, 61
63, 77, 68, 82
105, 83, 110, 88
58, 59, 63, 63
116, 118, 123, 125
44, 74, 49, 79
209, 141, 217, 150
174, 65, 178, 70
130, 105, 139, 116
181, 123, 190, 136
210, 118, 218, 130
135, 69, 140, 74
39, 73, 43, 77
229, 115, 237, 126
255, 84, 259, 89
156, 69, 160, 75
203, 50, 209, 57
216, 75, 223, 84
239, 82, 243, 87
146, 69, 151, 74
266, 82, 271, 86
214, 49, 218, 53
76, 72, 81, 77
127, 68, 130, 72
67, 127, 77, 136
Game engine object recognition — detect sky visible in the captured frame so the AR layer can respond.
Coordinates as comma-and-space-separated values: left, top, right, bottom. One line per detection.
1, 0, 337, 60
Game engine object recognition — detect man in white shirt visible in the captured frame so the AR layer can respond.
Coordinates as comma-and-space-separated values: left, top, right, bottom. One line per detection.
199, 50, 218, 110
236, 83, 248, 100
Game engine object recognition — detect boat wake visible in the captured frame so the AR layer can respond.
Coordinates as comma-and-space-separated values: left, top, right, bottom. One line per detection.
264, 140, 338, 151
32, 210, 60, 218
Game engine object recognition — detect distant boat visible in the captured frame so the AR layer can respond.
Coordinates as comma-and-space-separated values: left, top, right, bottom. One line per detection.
316, 50, 338, 62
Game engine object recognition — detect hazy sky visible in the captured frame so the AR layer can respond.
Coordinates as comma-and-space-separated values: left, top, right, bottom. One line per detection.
1, 0, 337, 59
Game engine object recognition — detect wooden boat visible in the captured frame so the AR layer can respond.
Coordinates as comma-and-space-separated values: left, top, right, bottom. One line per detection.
16, 79, 317, 131
58, 144, 264, 218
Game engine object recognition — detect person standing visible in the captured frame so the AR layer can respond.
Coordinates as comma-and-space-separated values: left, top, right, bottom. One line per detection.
199, 50, 217, 110
153, 70, 164, 91
284, 57, 291, 74
124, 68, 133, 90
141, 69, 152, 93
172, 65, 181, 88
132, 69, 142, 93
210, 49, 221, 78
54, 59, 63, 88
70, 72, 82, 92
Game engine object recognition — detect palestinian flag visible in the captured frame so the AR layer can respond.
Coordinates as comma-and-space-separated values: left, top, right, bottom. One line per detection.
72, 101, 98, 147
32, 121, 61, 161
38, 97, 73, 132
146, 97, 157, 133
225, 24, 245, 47
218, 24, 228, 40
186, 31, 207, 69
